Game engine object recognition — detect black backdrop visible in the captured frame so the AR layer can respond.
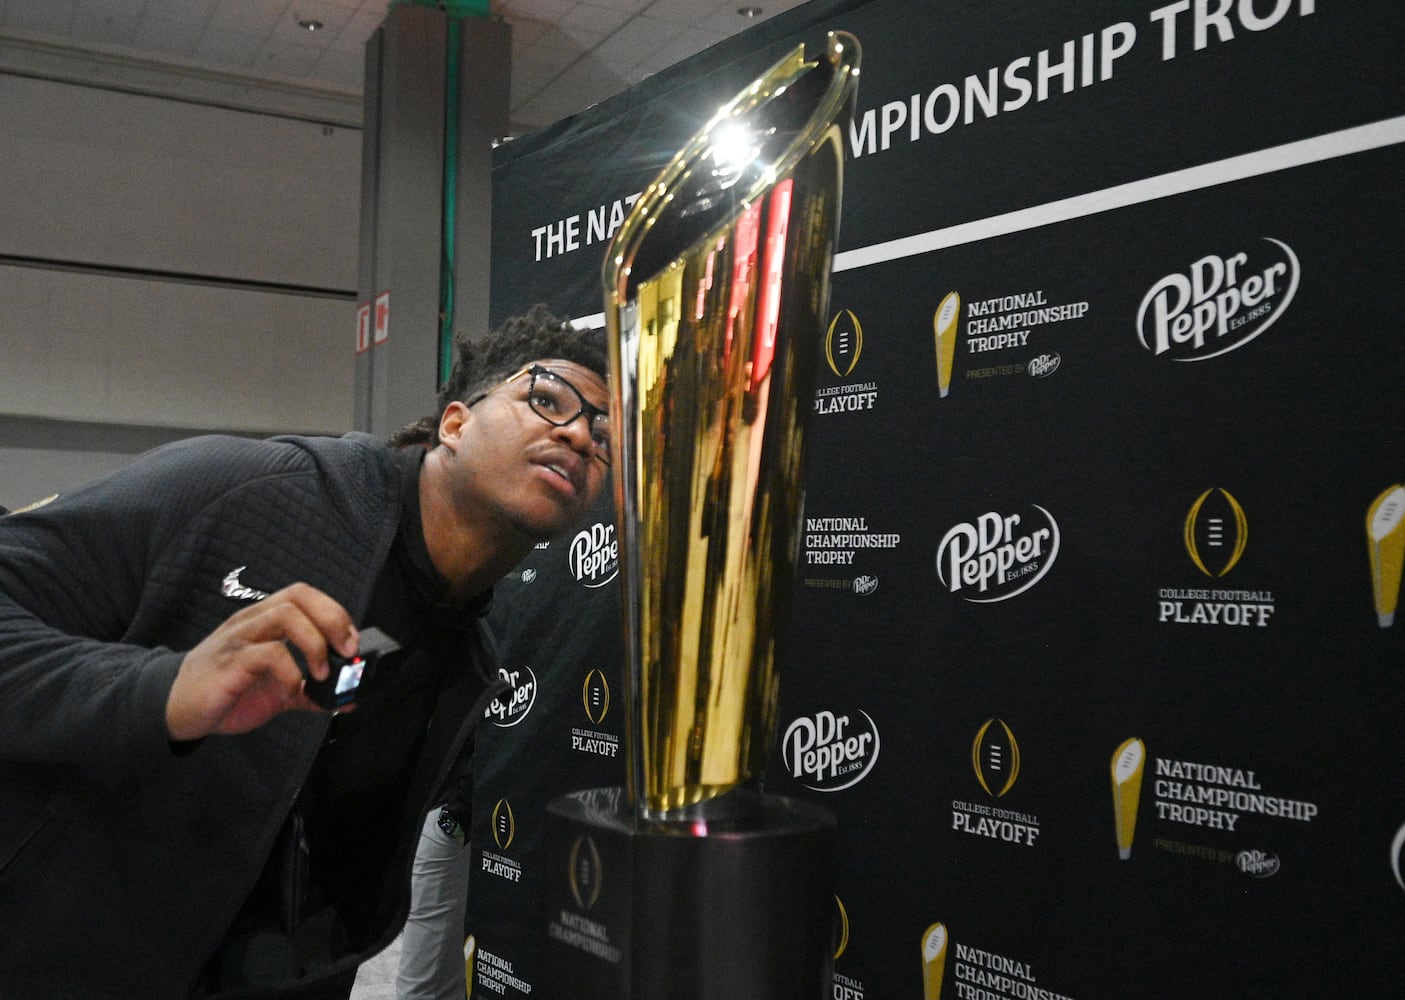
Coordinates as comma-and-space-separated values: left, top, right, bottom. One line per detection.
468, 2, 1405, 997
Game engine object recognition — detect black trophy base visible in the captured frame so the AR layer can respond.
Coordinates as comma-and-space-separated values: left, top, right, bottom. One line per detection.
543, 788, 836, 1000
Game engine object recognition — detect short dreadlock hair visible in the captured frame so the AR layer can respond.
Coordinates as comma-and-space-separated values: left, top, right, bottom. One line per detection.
389, 304, 608, 448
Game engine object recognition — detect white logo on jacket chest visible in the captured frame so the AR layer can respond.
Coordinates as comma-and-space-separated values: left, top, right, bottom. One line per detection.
221, 566, 270, 602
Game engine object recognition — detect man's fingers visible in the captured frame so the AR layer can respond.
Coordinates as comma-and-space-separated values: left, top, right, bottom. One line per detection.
235, 585, 359, 681
276, 583, 359, 658
166, 582, 359, 740
278, 613, 334, 683
249, 637, 316, 693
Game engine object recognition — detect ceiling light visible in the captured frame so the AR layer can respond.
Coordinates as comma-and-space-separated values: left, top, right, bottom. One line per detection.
298, 18, 324, 31
737, 6, 763, 17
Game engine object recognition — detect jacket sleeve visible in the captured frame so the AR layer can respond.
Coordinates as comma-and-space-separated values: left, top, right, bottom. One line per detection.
0, 437, 296, 781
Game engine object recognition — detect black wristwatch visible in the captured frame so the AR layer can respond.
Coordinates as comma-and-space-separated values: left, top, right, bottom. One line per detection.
437, 806, 466, 844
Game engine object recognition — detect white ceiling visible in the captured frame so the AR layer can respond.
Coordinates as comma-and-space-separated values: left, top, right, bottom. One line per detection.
0, 0, 810, 135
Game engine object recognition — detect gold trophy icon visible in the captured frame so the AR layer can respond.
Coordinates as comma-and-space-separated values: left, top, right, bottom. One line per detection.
545, 31, 861, 1000
933, 291, 960, 398
1111, 737, 1146, 861
1367, 485, 1405, 627
921, 922, 949, 1000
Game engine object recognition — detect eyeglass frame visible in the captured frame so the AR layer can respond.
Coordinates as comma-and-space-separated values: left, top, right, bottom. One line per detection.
470, 363, 612, 466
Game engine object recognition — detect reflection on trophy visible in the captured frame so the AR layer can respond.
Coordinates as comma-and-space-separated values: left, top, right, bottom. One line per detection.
1111, 737, 1146, 861
1367, 485, 1405, 628
545, 30, 861, 1000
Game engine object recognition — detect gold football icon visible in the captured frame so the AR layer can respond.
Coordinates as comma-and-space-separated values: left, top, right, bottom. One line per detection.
933, 292, 960, 398
825, 309, 863, 378
1111, 738, 1145, 861
1367, 486, 1405, 627
1184, 488, 1247, 577
921, 922, 948, 1000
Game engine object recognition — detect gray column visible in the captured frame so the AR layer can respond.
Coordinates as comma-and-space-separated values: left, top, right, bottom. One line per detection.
355, 4, 510, 438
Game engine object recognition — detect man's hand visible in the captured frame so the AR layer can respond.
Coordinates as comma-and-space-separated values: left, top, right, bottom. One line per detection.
165, 583, 359, 741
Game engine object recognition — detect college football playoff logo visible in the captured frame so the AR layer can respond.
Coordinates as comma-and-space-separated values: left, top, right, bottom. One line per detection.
825, 309, 863, 378
1184, 488, 1247, 577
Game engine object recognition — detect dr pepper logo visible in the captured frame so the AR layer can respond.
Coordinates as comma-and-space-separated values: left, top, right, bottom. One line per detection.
1137, 238, 1299, 361
569, 522, 618, 588
937, 505, 1060, 603
782, 709, 880, 792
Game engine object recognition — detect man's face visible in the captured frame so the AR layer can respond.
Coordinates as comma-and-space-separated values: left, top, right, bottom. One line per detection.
439, 357, 611, 541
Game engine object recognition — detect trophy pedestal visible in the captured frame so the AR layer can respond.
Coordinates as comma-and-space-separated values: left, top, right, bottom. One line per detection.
543, 789, 836, 1000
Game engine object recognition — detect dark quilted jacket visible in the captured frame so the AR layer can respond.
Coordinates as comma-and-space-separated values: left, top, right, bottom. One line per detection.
0, 433, 498, 998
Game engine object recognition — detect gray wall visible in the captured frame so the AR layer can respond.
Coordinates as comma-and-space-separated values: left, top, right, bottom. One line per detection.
0, 72, 360, 508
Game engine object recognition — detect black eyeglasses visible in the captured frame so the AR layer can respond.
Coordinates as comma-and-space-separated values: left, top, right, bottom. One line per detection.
496, 364, 612, 466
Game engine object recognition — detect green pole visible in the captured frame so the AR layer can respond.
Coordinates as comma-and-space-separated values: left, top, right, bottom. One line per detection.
440, 14, 461, 387
389, 0, 491, 385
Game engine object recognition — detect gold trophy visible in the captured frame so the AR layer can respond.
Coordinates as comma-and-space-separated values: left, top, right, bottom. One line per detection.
921, 922, 949, 1000
546, 31, 861, 1000
1111, 737, 1146, 861
604, 31, 861, 824
933, 291, 960, 398
1367, 485, 1405, 628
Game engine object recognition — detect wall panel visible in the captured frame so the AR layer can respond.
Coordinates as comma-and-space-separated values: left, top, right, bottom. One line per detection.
475, 2, 1405, 998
